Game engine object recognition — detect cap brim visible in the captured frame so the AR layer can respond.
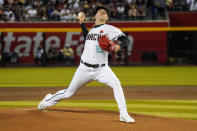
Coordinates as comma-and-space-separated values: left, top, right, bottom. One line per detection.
94, 6, 110, 16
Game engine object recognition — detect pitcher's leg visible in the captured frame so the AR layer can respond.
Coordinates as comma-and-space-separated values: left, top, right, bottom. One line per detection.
95, 66, 127, 112
38, 66, 92, 110
95, 66, 135, 123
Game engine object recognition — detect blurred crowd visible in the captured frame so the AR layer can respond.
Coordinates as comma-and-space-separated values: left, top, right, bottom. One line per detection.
0, 0, 196, 22
0, 44, 75, 65
34, 45, 75, 66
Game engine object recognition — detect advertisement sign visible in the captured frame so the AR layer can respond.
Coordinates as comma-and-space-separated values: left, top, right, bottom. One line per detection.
0, 22, 168, 64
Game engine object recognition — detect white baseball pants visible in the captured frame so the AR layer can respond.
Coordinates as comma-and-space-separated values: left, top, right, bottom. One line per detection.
45, 63, 128, 113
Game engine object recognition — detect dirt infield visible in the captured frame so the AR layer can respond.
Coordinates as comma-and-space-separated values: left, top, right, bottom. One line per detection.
0, 86, 197, 131
1, 107, 197, 131
1, 86, 197, 100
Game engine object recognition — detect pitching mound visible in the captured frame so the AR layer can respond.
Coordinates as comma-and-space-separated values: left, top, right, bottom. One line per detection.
0, 107, 197, 131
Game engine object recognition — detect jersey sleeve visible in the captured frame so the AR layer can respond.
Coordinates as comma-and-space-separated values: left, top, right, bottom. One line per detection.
107, 25, 125, 41
80, 23, 89, 40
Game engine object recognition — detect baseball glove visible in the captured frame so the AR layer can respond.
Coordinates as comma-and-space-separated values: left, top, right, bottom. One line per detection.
98, 35, 117, 52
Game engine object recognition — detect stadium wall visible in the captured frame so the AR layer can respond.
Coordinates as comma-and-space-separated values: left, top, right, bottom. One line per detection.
168, 12, 197, 64
169, 12, 197, 26
0, 21, 168, 64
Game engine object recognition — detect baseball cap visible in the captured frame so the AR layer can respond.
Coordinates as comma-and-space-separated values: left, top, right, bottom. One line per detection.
94, 6, 110, 17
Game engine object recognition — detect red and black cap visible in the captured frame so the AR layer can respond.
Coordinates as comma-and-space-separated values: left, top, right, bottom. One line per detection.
94, 6, 110, 17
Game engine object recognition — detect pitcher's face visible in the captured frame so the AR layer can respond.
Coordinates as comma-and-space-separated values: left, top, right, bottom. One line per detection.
95, 9, 109, 22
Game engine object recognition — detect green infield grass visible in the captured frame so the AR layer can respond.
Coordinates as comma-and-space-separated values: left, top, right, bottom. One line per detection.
0, 66, 197, 87
0, 100, 197, 120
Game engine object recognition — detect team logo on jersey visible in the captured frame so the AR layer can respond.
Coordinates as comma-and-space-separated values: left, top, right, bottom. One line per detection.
86, 33, 102, 41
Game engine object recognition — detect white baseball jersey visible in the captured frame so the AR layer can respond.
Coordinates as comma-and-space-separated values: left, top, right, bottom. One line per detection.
41, 24, 129, 115
81, 24, 125, 64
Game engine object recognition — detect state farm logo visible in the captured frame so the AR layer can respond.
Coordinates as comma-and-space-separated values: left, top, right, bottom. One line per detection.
2, 32, 84, 57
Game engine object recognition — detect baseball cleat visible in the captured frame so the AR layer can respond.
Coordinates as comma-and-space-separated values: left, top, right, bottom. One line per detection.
120, 112, 135, 123
37, 94, 52, 110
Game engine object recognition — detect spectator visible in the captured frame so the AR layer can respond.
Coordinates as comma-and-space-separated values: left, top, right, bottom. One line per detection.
127, 0, 134, 4
157, 0, 166, 19
34, 46, 44, 65
26, 6, 38, 20
60, 5, 70, 21
3, 51, 11, 63
14, 5, 25, 21
0, 0, 192, 22
166, 0, 173, 11
180, 0, 189, 11
51, 10, 60, 21
60, 45, 75, 64
8, 12, 15, 22
11, 51, 19, 64
41, 7, 48, 21
46, 4, 54, 19
128, 2, 137, 20
110, 4, 118, 20
151, 0, 161, 19
47, 45, 57, 64
67, 10, 77, 21
187, 0, 197, 11
73, 1, 80, 10
0, 6, 6, 21
146, 0, 153, 19
4, 6, 13, 21
84, 11, 91, 21
117, 3, 125, 19
61, 12, 69, 21
83, 1, 89, 13
124, 2, 131, 19
18, 0, 25, 5
173, 0, 182, 11
0, 0, 3, 5
136, 0, 146, 20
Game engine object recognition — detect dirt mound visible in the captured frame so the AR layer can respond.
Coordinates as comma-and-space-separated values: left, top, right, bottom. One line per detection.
1, 107, 197, 131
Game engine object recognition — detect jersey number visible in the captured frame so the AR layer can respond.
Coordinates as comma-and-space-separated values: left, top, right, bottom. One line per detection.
96, 45, 104, 53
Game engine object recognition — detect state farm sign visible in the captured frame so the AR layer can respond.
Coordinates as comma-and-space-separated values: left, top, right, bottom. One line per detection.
1, 32, 85, 62
0, 22, 168, 63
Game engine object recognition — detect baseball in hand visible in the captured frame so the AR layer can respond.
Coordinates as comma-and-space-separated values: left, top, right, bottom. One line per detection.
78, 12, 85, 19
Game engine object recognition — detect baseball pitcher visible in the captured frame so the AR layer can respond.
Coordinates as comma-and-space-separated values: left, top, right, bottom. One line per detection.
38, 6, 135, 123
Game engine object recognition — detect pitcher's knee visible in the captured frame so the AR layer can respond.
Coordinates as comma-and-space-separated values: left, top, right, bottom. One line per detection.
111, 80, 121, 88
